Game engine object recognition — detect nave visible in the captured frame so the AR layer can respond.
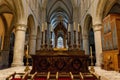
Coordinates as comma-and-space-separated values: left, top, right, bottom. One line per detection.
0, 0, 120, 80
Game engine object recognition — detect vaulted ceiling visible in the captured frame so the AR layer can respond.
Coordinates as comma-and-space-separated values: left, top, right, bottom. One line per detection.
39, 0, 81, 38
46, 0, 73, 29
39, 0, 81, 29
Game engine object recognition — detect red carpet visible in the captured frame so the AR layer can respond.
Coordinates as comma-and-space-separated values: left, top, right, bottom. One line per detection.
58, 77, 72, 80
34, 78, 46, 80
11, 78, 22, 80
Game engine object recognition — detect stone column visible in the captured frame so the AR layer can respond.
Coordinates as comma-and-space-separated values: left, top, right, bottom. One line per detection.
29, 34, 36, 55
36, 35, 41, 50
63, 36, 66, 48
47, 23, 50, 49
55, 36, 57, 48
12, 24, 27, 67
83, 35, 89, 54
93, 24, 102, 66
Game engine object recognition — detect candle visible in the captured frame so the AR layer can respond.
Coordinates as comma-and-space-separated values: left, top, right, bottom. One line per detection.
68, 24, 70, 32
45, 22, 47, 30
78, 24, 80, 32
50, 24, 53, 32
73, 22, 76, 31
90, 46, 92, 57
42, 23, 44, 32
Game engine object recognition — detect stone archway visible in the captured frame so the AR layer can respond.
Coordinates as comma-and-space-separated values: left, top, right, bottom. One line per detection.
0, 5, 14, 68
95, 0, 116, 23
83, 14, 96, 65
27, 15, 37, 55
36, 26, 41, 50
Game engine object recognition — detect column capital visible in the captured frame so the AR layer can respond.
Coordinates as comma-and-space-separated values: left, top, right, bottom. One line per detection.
14, 24, 27, 32
93, 24, 102, 32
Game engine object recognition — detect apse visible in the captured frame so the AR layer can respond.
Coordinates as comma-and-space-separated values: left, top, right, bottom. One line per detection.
46, 0, 73, 49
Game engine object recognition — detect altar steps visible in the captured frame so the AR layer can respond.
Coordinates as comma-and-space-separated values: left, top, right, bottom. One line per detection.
30, 72, 98, 80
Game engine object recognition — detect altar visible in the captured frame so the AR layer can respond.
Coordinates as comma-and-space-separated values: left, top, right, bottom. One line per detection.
30, 49, 89, 74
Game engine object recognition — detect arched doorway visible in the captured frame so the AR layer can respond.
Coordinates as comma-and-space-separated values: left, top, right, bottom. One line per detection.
9, 32, 15, 67
27, 15, 36, 55
36, 26, 41, 50
0, 13, 14, 68
23, 15, 36, 66
88, 28, 96, 65
83, 15, 96, 65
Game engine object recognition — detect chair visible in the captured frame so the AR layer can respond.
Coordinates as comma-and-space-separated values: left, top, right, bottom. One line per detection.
31, 72, 50, 80
56, 72, 74, 80
6, 72, 29, 80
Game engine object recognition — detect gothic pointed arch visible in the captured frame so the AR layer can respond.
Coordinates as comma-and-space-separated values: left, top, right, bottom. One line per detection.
27, 14, 37, 55
0, 1, 16, 68
83, 14, 92, 36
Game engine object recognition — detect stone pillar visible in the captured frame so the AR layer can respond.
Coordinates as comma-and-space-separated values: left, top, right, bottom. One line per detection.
12, 24, 27, 67
63, 36, 66, 48
55, 36, 57, 48
36, 35, 41, 50
93, 24, 102, 66
41, 31, 44, 49
47, 23, 50, 49
77, 31, 81, 49
83, 35, 89, 54
44, 22, 47, 49
29, 34, 36, 55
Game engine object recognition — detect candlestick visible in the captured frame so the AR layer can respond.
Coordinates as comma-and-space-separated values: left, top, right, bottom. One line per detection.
68, 24, 70, 32
90, 46, 92, 57
78, 24, 80, 32
26, 45, 28, 57
24, 45, 30, 72
90, 46, 95, 72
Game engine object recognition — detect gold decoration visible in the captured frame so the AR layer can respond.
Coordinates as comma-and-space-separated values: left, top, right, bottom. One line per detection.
90, 46, 95, 72
24, 45, 30, 72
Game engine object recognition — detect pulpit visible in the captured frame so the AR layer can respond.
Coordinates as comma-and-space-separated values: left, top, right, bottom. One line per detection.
30, 50, 89, 74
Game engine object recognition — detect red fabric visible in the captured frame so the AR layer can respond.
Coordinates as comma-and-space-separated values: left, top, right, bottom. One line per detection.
11, 78, 21, 80
84, 77, 96, 80
34, 78, 46, 80
58, 77, 71, 80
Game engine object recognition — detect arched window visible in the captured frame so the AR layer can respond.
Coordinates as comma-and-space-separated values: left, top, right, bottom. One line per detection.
57, 37, 63, 48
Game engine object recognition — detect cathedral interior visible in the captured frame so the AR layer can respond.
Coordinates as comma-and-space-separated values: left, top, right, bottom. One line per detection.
0, 0, 120, 80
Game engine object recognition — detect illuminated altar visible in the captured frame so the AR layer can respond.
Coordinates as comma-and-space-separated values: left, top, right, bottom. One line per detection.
30, 22, 89, 74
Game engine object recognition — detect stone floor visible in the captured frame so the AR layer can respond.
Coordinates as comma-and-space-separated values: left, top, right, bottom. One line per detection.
0, 66, 120, 80
93, 67, 120, 80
